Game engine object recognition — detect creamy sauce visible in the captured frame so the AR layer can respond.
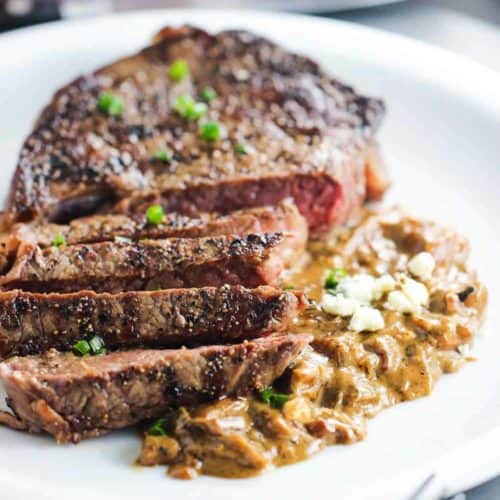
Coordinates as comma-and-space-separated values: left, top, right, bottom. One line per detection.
138, 209, 487, 479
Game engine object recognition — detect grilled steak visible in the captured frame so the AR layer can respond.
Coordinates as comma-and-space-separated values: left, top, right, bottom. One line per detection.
0, 285, 306, 358
0, 334, 312, 443
0, 199, 307, 273
5, 26, 387, 232
0, 232, 292, 293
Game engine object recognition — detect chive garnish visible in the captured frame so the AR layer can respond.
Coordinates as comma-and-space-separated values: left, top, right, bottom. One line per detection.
52, 233, 67, 248
73, 336, 106, 356
148, 418, 168, 436
234, 143, 247, 155
200, 121, 220, 142
146, 204, 165, 225
283, 284, 295, 290
168, 59, 189, 82
88, 335, 106, 355
173, 95, 207, 120
325, 268, 347, 290
73, 340, 91, 356
97, 92, 124, 116
260, 388, 290, 409
152, 150, 171, 163
200, 86, 217, 102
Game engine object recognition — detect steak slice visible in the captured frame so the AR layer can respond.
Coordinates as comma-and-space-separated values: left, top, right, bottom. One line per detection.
0, 334, 312, 443
0, 199, 306, 273
0, 285, 307, 358
5, 26, 386, 232
0, 233, 290, 293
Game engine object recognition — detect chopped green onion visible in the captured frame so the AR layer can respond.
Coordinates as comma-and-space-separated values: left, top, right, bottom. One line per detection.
283, 284, 295, 290
73, 340, 91, 356
200, 86, 217, 102
200, 121, 220, 142
146, 204, 165, 225
114, 235, 133, 244
88, 335, 105, 355
259, 388, 290, 409
52, 233, 67, 248
152, 150, 171, 163
187, 102, 208, 120
234, 143, 247, 155
173, 95, 207, 120
148, 418, 168, 436
73, 336, 106, 356
168, 59, 189, 82
97, 92, 124, 116
325, 268, 347, 290
173, 94, 194, 115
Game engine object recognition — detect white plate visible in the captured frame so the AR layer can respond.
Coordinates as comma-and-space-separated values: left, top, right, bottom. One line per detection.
110, 0, 407, 13
0, 9, 499, 500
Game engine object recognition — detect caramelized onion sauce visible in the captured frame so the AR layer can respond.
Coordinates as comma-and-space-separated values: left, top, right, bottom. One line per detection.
138, 209, 487, 479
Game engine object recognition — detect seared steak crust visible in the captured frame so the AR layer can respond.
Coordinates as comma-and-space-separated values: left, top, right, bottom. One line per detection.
0, 334, 312, 443
0, 233, 289, 293
0, 285, 307, 358
5, 26, 385, 231
0, 199, 307, 273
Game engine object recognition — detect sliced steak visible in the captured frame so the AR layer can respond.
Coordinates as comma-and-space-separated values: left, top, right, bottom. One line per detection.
0, 233, 290, 293
5, 26, 386, 233
0, 334, 312, 443
0, 199, 307, 273
0, 285, 307, 358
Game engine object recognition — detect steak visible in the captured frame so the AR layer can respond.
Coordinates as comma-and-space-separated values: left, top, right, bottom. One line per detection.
0, 334, 312, 443
0, 232, 292, 293
0, 285, 307, 358
0, 199, 307, 273
4, 26, 387, 233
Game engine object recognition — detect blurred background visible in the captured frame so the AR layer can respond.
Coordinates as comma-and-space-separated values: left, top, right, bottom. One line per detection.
1, 0, 499, 73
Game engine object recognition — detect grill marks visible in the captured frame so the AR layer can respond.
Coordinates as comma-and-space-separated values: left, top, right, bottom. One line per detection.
4, 26, 386, 230
0, 334, 312, 443
0, 286, 307, 358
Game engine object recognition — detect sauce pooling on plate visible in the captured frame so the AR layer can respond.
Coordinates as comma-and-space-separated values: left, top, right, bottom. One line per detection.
138, 208, 487, 479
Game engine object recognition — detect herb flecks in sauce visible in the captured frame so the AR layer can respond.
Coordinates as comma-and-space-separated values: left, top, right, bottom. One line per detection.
138, 208, 487, 479
324, 268, 347, 290
148, 418, 168, 436
260, 388, 290, 409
